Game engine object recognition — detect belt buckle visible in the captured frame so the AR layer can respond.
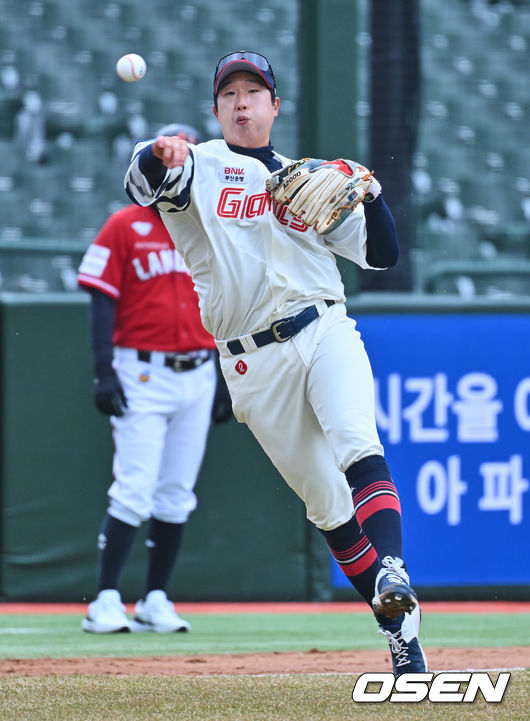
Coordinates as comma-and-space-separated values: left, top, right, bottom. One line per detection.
271, 319, 291, 343
170, 355, 187, 371
171, 357, 184, 371
172, 355, 203, 371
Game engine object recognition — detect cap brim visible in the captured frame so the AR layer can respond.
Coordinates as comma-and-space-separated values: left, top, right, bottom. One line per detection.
214, 60, 273, 96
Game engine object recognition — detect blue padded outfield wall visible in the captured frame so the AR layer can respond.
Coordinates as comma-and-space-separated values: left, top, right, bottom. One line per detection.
331, 312, 530, 590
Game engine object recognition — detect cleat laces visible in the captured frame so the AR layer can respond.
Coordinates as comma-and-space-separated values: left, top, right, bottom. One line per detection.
380, 628, 410, 668
380, 556, 408, 584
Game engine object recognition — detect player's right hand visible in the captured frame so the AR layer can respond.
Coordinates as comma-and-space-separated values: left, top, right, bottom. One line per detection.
93, 372, 128, 417
152, 135, 190, 169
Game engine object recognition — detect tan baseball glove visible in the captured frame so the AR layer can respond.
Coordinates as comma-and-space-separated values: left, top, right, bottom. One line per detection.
266, 158, 381, 234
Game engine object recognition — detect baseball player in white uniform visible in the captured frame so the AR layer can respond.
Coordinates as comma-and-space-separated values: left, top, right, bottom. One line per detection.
124, 53, 427, 674
78, 124, 232, 634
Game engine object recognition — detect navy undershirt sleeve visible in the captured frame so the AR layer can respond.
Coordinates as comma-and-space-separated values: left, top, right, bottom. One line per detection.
363, 195, 399, 268
89, 289, 116, 377
138, 145, 167, 188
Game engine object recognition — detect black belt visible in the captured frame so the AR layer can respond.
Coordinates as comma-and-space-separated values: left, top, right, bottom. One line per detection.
137, 350, 211, 372
227, 300, 335, 356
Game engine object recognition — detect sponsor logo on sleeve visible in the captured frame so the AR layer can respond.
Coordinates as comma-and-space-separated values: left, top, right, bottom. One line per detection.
78, 244, 111, 278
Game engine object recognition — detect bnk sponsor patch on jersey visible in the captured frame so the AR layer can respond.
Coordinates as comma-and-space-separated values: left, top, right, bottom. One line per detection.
219, 166, 247, 184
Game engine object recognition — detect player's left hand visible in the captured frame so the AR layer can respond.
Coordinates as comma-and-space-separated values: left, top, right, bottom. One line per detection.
211, 353, 233, 424
93, 372, 128, 417
266, 158, 380, 234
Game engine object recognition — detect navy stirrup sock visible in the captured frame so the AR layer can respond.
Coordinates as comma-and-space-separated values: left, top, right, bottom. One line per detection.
144, 518, 184, 596
97, 514, 138, 592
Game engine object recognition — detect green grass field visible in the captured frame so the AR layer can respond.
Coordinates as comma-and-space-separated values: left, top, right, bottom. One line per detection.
0, 611, 527, 658
0, 610, 528, 720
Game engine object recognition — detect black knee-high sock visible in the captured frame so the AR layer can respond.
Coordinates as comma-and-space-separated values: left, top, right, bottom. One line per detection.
144, 518, 184, 596
97, 514, 138, 592
346, 455, 403, 561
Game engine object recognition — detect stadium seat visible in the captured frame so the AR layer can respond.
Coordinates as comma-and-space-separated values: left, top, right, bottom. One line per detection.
0, 0, 528, 293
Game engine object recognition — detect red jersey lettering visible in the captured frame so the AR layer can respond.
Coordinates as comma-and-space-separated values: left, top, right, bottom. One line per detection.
217, 187, 308, 231
217, 187, 245, 217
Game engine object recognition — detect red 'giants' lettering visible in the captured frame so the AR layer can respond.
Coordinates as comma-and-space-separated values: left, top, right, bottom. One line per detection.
217, 188, 308, 232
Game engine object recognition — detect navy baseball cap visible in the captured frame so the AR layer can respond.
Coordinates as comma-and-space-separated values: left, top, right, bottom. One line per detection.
157, 123, 203, 144
213, 51, 276, 101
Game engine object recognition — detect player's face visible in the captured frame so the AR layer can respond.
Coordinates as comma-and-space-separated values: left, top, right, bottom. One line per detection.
213, 72, 280, 148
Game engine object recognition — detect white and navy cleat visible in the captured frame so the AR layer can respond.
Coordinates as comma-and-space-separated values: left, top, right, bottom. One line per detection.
372, 556, 418, 619
379, 605, 428, 675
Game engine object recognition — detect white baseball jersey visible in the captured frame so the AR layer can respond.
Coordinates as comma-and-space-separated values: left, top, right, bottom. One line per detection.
125, 139, 385, 531
125, 139, 377, 341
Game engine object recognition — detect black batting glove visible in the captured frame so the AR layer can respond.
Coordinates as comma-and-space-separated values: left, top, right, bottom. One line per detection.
93, 371, 128, 417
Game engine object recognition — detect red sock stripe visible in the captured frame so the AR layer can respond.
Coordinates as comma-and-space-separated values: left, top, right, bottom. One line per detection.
355, 493, 401, 526
329, 535, 377, 576
331, 536, 370, 561
353, 480, 397, 505
338, 544, 378, 576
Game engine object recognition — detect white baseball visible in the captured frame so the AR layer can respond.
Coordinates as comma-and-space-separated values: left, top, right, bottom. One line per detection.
116, 54, 146, 82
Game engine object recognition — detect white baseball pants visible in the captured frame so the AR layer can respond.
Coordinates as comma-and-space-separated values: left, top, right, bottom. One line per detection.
107, 347, 216, 526
218, 302, 384, 531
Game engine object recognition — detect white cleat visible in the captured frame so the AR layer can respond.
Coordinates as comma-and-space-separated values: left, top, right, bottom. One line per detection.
82, 589, 131, 633
131, 590, 191, 633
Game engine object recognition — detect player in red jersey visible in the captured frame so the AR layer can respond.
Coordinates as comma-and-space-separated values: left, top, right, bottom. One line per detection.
78, 124, 231, 633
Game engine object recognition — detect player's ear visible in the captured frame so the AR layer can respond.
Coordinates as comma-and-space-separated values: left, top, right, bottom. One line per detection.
212, 105, 218, 119
273, 96, 280, 117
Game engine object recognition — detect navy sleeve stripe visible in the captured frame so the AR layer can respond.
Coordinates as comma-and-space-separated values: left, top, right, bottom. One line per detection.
138, 145, 167, 189
157, 147, 195, 211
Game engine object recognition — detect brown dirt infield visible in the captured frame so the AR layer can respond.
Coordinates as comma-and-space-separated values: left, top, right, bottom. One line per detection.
1, 647, 529, 678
